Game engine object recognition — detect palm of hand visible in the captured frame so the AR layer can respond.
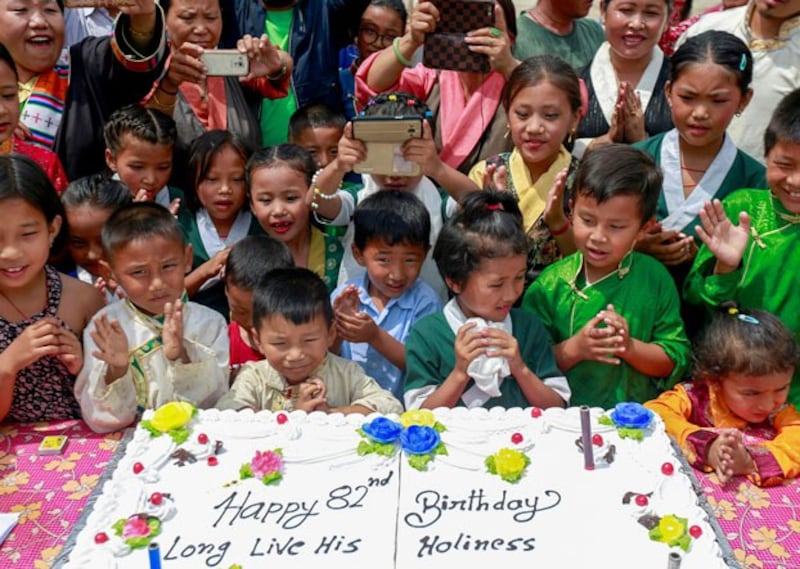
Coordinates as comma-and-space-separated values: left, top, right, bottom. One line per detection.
708, 220, 749, 267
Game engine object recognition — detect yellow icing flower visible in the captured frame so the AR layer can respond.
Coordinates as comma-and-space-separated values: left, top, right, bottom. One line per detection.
492, 448, 527, 478
149, 402, 196, 432
657, 515, 687, 543
399, 410, 436, 429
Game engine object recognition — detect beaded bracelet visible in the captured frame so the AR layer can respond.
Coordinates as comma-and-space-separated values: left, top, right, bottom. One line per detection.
392, 37, 414, 68
549, 218, 571, 237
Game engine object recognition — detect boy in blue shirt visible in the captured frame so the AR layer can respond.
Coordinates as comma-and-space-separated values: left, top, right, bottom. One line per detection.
332, 190, 441, 402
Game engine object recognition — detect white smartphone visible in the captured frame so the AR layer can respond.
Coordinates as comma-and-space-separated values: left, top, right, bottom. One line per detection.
201, 50, 250, 77
351, 116, 424, 176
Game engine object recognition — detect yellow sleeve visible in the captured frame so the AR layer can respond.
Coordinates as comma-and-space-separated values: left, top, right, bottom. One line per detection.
747, 404, 800, 487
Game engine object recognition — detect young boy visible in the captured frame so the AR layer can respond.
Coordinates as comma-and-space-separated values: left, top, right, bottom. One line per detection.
288, 103, 348, 171
523, 145, 691, 408
225, 235, 294, 371
216, 268, 403, 415
684, 88, 800, 406
332, 191, 441, 401
75, 203, 229, 433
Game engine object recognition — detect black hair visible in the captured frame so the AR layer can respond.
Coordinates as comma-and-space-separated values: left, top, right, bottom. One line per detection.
694, 304, 798, 382
288, 104, 347, 142
62, 173, 132, 212
0, 43, 18, 80
225, 235, 294, 290
246, 144, 316, 188
104, 105, 177, 157
764, 87, 800, 157
368, 0, 408, 26
0, 154, 67, 255
185, 130, 253, 213
252, 267, 333, 330
670, 31, 753, 94
353, 190, 431, 251
101, 202, 185, 262
362, 91, 430, 119
495, 0, 517, 41
601, 0, 673, 14
502, 54, 582, 114
574, 145, 662, 223
434, 189, 527, 288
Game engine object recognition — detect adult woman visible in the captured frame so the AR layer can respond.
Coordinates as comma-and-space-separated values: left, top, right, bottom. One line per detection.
0, 0, 169, 180
356, 0, 519, 175
573, 0, 673, 157
146, 0, 291, 152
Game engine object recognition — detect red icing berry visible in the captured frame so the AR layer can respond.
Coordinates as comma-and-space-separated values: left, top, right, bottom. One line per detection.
689, 525, 703, 539
197, 433, 209, 445
207, 456, 218, 467
511, 433, 523, 444
132, 462, 144, 474
150, 492, 163, 506
530, 408, 542, 418
592, 434, 604, 447
661, 462, 675, 476
635, 494, 649, 507
276, 413, 288, 425
94, 532, 109, 544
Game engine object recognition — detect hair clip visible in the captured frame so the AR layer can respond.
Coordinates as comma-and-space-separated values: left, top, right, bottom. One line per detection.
388, 94, 397, 102
737, 314, 760, 325
739, 54, 747, 71
727, 307, 739, 315
486, 203, 502, 211
424, 110, 432, 118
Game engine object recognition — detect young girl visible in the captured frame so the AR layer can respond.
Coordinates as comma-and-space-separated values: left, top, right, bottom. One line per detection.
0, 155, 105, 423
469, 55, 583, 283
247, 144, 346, 291
62, 173, 131, 302
179, 130, 257, 318
646, 306, 800, 488
403, 190, 571, 410
103, 105, 184, 216
0, 43, 67, 193
635, 31, 766, 273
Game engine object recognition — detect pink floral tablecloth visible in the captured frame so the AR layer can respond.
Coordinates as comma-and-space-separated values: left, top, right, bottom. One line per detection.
0, 421, 123, 568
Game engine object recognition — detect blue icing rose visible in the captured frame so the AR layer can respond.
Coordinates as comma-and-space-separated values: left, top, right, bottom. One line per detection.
362, 417, 403, 444
610, 402, 654, 429
400, 425, 441, 455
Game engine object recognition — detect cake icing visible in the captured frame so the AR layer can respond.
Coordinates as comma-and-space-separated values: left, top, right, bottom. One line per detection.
58, 406, 731, 569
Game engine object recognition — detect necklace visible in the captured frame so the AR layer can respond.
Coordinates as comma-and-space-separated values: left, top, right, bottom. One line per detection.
527, 8, 573, 35
0, 289, 30, 320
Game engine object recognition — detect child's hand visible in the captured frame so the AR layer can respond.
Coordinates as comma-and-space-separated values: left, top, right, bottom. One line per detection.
600, 305, 632, 355
453, 321, 487, 376
334, 123, 367, 173
333, 285, 360, 317
403, 121, 443, 178
1, 317, 64, 375
95, 276, 126, 300
335, 310, 378, 344
163, 300, 188, 363
482, 327, 525, 377
91, 314, 129, 380
203, 248, 231, 281
636, 224, 696, 266
294, 378, 327, 412
708, 430, 754, 484
570, 311, 626, 365
56, 326, 84, 376
543, 168, 569, 232
696, 199, 751, 274
168, 198, 182, 217
482, 161, 508, 192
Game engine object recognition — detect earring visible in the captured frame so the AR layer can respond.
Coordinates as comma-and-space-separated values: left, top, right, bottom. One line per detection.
566, 130, 575, 147
503, 125, 510, 139
735, 110, 743, 117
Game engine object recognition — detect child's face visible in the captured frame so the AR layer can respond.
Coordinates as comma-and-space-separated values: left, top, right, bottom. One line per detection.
65, 204, 112, 278
254, 312, 334, 385
107, 236, 191, 315
0, 60, 20, 145
508, 79, 580, 173
225, 281, 253, 329
0, 197, 60, 292
572, 193, 644, 281
448, 254, 526, 322
718, 369, 792, 424
766, 139, 800, 214
249, 165, 310, 246
356, 4, 404, 60
666, 62, 750, 153
353, 238, 427, 305
371, 173, 424, 192
105, 134, 173, 201
293, 126, 342, 169
197, 145, 247, 226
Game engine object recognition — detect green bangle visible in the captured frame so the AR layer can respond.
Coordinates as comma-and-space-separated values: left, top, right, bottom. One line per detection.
392, 37, 414, 68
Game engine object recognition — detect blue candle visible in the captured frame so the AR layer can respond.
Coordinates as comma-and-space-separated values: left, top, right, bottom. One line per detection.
149, 542, 162, 569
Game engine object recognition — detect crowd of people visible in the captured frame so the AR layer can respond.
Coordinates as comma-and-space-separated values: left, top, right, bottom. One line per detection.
0, 0, 799, 487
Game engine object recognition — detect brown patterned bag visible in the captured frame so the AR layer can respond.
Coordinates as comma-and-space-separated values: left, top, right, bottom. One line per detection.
423, 0, 495, 73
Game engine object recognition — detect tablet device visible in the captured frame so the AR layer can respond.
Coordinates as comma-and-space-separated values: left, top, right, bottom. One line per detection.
351, 116, 423, 177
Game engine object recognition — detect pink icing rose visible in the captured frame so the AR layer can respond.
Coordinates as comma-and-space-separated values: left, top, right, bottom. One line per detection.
251, 450, 283, 479
122, 516, 151, 539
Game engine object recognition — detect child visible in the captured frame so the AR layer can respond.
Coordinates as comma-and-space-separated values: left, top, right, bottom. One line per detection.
404, 190, 570, 410
635, 31, 766, 273
216, 267, 403, 415
62, 173, 132, 302
288, 103, 348, 170
225, 235, 294, 371
332, 190, 441, 401
469, 55, 582, 283
646, 306, 800, 488
0, 155, 105, 423
523, 145, 691, 408
684, 87, 800, 407
247, 144, 349, 291
75, 203, 229, 433
103, 104, 184, 216
179, 130, 258, 318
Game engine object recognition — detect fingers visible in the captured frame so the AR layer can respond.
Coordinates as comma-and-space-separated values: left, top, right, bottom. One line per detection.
738, 211, 751, 234
133, 189, 149, 202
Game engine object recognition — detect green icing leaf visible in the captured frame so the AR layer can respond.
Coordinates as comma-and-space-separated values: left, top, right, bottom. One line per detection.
598, 415, 613, 426
239, 463, 254, 480
168, 426, 190, 445
140, 420, 161, 439
408, 453, 432, 471
374, 442, 397, 457
433, 422, 447, 433
262, 471, 282, 486
356, 428, 366, 437
126, 536, 152, 549
677, 534, 691, 552
433, 443, 448, 456
485, 455, 497, 475
618, 427, 644, 441
111, 518, 125, 536
357, 440, 375, 456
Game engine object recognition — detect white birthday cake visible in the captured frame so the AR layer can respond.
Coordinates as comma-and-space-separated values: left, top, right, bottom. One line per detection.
59, 403, 731, 569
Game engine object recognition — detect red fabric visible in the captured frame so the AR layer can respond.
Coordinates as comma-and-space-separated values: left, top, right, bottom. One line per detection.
12, 137, 68, 193
228, 321, 263, 368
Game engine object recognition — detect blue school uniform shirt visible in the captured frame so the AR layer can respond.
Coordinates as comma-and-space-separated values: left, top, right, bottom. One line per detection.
331, 274, 442, 401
